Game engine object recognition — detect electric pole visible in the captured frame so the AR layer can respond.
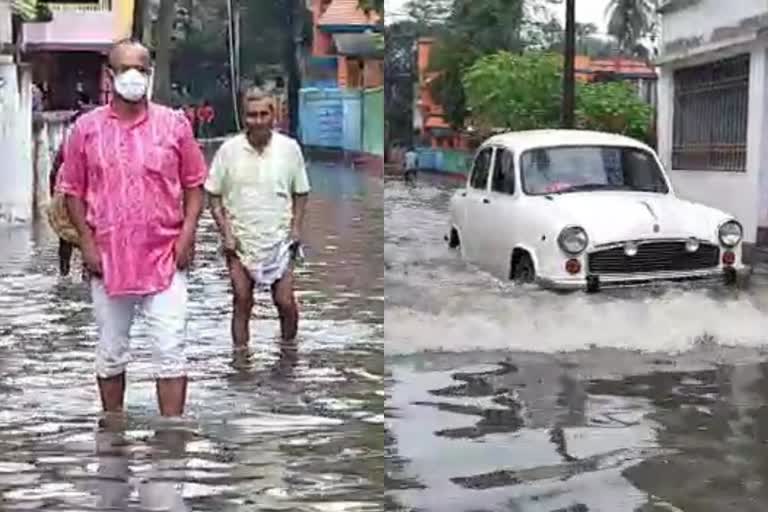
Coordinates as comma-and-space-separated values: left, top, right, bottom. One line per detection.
285, 0, 300, 139
561, 0, 575, 128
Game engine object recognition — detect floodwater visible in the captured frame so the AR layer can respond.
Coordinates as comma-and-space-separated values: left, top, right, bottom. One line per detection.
385, 174, 768, 512
0, 161, 384, 511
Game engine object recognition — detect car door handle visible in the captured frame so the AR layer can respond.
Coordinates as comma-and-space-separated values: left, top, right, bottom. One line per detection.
483, 198, 490, 204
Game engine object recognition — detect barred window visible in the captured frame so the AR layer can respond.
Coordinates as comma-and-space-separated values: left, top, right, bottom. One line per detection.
673, 54, 749, 172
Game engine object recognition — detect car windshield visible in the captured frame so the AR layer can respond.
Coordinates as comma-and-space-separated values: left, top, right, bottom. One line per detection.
520, 145, 669, 196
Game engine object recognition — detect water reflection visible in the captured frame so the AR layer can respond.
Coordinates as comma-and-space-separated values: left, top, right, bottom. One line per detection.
385, 174, 768, 511
0, 162, 383, 510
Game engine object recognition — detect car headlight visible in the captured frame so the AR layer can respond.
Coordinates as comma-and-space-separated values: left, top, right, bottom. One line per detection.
558, 226, 589, 255
718, 220, 743, 247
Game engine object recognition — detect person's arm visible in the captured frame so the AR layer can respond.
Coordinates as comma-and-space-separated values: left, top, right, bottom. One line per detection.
289, 142, 311, 241
209, 194, 237, 253
176, 113, 209, 269
204, 144, 237, 252
57, 123, 102, 275
49, 145, 64, 197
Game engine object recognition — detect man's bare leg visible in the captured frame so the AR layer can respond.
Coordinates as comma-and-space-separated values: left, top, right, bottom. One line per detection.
272, 266, 298, 343
98, 373, 126, 413
227, 254, 255, 349
156, 377, 187, 417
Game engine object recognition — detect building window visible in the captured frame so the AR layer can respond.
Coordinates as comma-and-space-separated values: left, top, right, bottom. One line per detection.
672, 54, 749, 172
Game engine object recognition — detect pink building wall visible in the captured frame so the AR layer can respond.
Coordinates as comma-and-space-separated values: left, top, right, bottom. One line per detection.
22, 10, 116, 50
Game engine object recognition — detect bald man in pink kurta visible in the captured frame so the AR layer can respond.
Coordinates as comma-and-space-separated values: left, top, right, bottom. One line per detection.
57, 102, 207, 407
57, 103, 207, 295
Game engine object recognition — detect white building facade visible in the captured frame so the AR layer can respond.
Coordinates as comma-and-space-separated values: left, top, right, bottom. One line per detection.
0, 0, 33, 223
656, 0, 768, 254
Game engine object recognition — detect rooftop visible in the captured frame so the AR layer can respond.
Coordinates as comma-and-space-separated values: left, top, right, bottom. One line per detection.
318, 0, 380, 27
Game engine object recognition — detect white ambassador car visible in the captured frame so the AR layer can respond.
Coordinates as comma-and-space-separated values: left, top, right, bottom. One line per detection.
447, 130, 748, 292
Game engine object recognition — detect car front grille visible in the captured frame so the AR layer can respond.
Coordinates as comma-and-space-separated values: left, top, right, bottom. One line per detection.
587, 241, 720, 274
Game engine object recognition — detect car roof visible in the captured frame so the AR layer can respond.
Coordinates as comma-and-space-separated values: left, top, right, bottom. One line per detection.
481, 129, 653, 153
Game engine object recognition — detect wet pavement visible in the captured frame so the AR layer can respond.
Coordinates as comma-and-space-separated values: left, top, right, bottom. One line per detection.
385, 174, 768, 512
0, 161, 383, 511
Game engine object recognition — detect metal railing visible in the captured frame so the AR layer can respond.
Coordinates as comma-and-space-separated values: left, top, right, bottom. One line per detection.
47, 0, 111, 12
672, 54, 749, 172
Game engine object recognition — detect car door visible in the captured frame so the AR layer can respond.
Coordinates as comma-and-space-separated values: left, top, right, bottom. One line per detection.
484, 147, 519, 276
462, 146, 494, 263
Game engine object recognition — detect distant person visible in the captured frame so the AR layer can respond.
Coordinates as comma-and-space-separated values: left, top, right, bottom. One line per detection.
183, 104, 197, 136
49, 106, 90, 276
197, 100, 215, 139
205, 87, 310, 353
32, 83, 43, 112
75, 82, 91, 109
404, 147, 418, 184
56, 39, 208, 418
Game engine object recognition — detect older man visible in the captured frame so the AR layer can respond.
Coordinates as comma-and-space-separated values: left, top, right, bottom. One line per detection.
56, 39, 207, 417
205, 87, 310, 351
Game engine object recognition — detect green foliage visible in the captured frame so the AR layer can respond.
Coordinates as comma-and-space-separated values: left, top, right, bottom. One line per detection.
168, 0, 313, 134
575, 80, 653, 141
462, 51, 653, 140
404, 0, 450, 27
358, 0, 384, 15
428, 35, 477, 129
606, 0, 657, 55
462, 51, 562, 130
425, 0, 527, 128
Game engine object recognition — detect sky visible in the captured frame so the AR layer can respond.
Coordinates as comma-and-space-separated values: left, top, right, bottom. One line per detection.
384, 0, 615, 32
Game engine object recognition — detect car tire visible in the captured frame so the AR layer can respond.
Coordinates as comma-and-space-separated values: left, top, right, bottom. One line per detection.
512, 252, 536, 284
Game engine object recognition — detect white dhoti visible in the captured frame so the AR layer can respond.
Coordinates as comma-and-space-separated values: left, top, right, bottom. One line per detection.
247, 239, 303, 291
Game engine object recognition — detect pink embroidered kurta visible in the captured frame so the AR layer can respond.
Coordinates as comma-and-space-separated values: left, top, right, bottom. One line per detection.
56, 103, 208, 297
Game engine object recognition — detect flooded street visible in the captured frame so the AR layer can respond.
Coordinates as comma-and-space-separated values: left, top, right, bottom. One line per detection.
0, 161, 383, 511
385, 175, 768, 511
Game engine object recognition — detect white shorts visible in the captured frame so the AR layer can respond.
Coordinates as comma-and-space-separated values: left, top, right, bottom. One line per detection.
91, 272, 188, 379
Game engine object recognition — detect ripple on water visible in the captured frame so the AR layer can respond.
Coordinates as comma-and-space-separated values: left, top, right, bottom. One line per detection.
0, 162, 384, 511
385, 175, 768, 512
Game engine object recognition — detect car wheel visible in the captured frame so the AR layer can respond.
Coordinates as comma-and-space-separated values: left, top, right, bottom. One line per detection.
448, 228, 460, 249
512, 251, 535, 284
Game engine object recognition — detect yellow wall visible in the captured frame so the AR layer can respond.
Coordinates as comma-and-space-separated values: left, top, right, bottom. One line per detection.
114, 0, 134, 40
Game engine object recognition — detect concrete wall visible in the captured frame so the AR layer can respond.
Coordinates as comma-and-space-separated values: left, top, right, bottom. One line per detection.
299, 86, 383, 157
662, 0, 767, 46
0, 60, 33, 223
0, 0, 11, 46
661, 0, 768, 64
657, 1, 768, 244
658, 45, 767, 244
23, 10, 116, 48
33, 112, 70, 216
362, 87, 383, 157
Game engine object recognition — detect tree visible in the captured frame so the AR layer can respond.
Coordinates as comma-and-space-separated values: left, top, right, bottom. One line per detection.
605, 0, 657, 54
576, 80, 653, 141
168, 0, 313, 133
426, 0, 528, 127
404, 0, 450, 28
462, 50, 653, 140
358, 0, 383, 15
462, 51, 563, 131
152, 0, 176, 105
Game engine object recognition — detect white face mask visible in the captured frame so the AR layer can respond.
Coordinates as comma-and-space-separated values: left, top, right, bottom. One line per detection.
113, 69, 149, 103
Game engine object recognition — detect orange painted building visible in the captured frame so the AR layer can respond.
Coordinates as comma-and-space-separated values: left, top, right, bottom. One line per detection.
415, 37, 470, 149
306, 0, 383, 89
415, 38, 657, 148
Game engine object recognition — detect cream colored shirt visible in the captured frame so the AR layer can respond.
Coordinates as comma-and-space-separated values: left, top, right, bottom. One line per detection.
205, 132, 310, 268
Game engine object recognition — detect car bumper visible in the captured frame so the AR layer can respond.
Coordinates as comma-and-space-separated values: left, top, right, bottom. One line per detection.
538, 266, 750, 291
